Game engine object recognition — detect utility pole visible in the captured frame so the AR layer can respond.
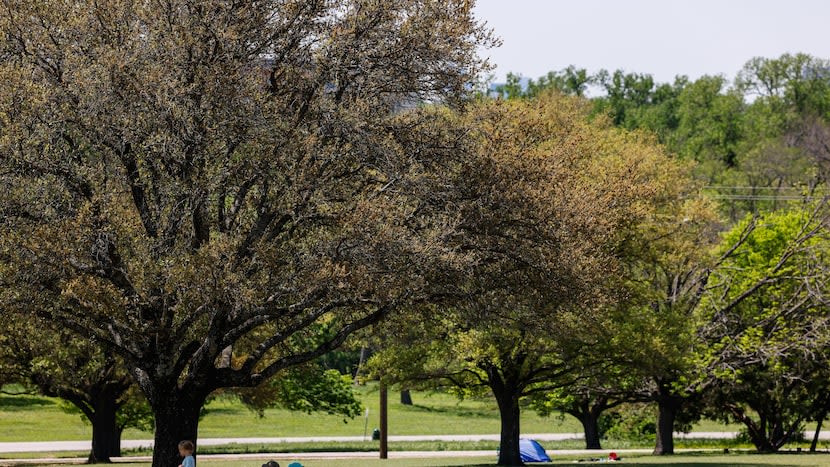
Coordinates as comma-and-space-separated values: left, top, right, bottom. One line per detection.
379, 382, 388, 459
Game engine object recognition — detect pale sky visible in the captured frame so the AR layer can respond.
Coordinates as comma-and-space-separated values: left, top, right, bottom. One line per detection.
473, 0, 830, 85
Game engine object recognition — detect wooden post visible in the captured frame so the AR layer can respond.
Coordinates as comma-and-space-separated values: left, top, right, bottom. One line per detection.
379, 382, 388, 459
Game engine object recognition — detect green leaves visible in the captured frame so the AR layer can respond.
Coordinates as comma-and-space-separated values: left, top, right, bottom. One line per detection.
695, 206, 830, 452
236, 367, 362, 421
703, 207, 828, 357
372, 91, 701, 426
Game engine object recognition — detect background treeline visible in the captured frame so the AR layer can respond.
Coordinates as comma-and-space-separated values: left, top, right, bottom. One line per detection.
494, 53, 830, 220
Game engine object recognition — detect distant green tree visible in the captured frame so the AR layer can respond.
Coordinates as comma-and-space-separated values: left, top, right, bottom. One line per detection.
631, 77, 689, 145
731, 55, 830, 199
493, 72, 527, 99
593, 69, 657, 127
234, 363, 362, 421
526, 66, 593, 97
736, 53, 830, 117
494, 67, 593, 100
672, 75, 744, 169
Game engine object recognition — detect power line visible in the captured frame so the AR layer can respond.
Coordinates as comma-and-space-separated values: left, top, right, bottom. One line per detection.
703, 186, 816, 191
701, 186, 827, 201
708, 195, 821, 201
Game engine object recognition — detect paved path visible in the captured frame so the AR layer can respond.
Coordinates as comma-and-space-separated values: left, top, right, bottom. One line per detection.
0, 432, 752, 454
1, 448, 703, 465
2, 434, 564, 454
2, 431, 828, 455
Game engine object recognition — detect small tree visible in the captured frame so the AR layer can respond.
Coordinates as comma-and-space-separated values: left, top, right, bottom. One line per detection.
529, 376, 630, 450
0, 315, 151, 463
699, 208, 830, 452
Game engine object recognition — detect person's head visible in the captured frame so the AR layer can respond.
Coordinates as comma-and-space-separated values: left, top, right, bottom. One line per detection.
178, 440, 195, 457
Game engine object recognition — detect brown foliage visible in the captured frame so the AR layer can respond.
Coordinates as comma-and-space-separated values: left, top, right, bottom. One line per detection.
0, 1, 493, 462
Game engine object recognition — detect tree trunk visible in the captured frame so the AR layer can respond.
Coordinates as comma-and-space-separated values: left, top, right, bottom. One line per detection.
88, 389, 123, 463
57, 383, 127, 464
580, 410, 602, 450
770, 421, 786, 451
653, 389, 681, 455
400, 389, 413, 405
731, 407, 776, 453
566, 396, 613, 450
493, 389, 523, 466
811, 412, 825, 453
750, 433, 776, 453
150, 392, 205, 467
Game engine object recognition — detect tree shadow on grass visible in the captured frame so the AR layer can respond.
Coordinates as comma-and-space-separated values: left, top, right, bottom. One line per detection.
431, 451, 830, 466
201, 406, 240, 415
436, 464, 807, 467
0, 394, 55, 409
402, 404, 495, 419
585, 464, 804, 467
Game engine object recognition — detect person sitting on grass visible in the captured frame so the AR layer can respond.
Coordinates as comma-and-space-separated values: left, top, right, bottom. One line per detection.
178, 440, 195, 467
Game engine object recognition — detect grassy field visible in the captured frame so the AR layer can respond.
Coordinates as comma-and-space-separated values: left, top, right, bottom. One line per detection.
0, 385, 746, 442
0, 387, 579, 441
0, 440, 768, 461
4, 386, 830, 465
15, 452, 830, 467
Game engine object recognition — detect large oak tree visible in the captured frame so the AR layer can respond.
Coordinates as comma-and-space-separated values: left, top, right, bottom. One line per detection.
0, 1, 492, 465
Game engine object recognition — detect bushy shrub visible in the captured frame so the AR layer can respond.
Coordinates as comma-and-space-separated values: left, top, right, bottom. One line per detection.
601, 404, 657, 441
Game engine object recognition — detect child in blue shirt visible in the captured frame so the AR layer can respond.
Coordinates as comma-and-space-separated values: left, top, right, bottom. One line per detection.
178, 440, 195, 467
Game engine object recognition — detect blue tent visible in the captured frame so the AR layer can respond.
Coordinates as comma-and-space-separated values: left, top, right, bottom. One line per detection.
519, 438, 551, 463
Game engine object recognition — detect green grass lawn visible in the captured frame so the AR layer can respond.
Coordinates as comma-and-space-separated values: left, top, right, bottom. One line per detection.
0, 387, 578, 441
197, 387, 588, 438
4, 384, 829, 465
0, 440, 765, 461
0, 385, 748, 442
17, 452, 830, 467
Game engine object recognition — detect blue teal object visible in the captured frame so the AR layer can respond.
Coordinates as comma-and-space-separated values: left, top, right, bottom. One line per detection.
287, 463, 303, 467
519, 438, 550, 462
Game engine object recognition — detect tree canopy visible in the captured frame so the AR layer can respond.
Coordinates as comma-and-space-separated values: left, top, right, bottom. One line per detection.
3, 3, 830, 461
0, 1, 493, 465
369, 91, 701, 465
